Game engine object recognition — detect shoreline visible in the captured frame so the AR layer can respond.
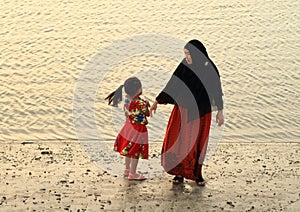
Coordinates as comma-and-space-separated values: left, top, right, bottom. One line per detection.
0, 140, 299, 211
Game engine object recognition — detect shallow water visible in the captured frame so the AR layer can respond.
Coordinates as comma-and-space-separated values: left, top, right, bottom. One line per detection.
1, 0, 299, 144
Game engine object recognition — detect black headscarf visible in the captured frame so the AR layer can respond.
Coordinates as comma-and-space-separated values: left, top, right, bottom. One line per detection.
156, 39, 223, 121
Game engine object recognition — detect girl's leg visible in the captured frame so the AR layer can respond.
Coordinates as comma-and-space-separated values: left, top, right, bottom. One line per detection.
125, 156, 131, 170
123, 156, 131, 177
129, 157, 138, 174
128, 157, 145, 180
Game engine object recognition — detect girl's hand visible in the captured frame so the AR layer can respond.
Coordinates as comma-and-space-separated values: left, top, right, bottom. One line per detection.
144, 100, 151, 117
150, 100, 158, 117
216, 110, 224, 126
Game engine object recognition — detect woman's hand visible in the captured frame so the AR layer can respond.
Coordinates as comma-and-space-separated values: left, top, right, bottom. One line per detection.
216, 110, 224, 126
150, 100, 158, 117
145, 100, 150, 107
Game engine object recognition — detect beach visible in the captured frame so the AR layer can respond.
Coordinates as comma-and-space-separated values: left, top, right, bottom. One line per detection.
0, 141, 299, 211
1, 0, 299, 211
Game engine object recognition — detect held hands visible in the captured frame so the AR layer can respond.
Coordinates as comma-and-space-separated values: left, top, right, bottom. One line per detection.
145, 100, 150, 107
216, 110, 224, 126
149, 100, 158, 117
145, 100, 151, 117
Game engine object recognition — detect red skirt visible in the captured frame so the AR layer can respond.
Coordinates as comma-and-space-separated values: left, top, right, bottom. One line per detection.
161, 105, 211, 180
114, 120, 148, 159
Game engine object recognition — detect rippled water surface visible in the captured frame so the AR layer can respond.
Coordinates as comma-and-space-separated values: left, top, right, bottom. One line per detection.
1, 0, 299, 143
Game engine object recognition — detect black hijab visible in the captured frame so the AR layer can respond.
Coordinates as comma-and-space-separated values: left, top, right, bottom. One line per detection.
156, 39, 223, 121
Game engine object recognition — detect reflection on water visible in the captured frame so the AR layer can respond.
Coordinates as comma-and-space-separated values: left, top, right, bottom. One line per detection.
0, 0, 299, 143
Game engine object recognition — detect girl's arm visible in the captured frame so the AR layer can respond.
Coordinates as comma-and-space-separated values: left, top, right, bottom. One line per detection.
150, 100, 158, 117
145, 100, 150, 117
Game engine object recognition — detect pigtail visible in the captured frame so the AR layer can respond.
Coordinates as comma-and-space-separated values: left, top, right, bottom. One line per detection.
105, 85, 124, 106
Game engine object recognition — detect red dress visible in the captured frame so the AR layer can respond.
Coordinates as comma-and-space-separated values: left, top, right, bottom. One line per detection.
114, 97, 149, 159
161, 105, 211, 180
156, 40, 223, 180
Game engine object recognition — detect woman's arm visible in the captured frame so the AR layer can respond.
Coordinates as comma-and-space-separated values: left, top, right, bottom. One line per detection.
216, 110, 224, 126
150, 62, 184, 117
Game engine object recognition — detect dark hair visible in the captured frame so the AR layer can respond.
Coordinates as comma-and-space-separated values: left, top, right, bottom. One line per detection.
105, 77, 142, 106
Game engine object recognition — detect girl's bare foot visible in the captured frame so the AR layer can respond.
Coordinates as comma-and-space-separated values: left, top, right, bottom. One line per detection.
128, 173, 145, 181
123, 169, 130, 177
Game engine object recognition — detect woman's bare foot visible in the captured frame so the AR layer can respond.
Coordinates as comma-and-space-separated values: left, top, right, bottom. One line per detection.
195, 177, 206, 186
172, 176, 184, 184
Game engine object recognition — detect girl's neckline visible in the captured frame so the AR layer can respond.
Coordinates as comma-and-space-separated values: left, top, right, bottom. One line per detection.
125, 94, 140, 101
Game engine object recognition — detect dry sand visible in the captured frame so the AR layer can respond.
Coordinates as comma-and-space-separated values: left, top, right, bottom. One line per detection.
0, 141, 299, 211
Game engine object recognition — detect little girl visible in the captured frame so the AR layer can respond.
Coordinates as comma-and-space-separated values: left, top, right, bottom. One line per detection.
105, 77, 150, 181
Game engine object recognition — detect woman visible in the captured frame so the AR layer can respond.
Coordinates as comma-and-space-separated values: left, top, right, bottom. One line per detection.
150, 39, 224, 186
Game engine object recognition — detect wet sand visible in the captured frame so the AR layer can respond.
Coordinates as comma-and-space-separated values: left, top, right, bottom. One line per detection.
0, 141, 299, 211
1, 0, 299, 211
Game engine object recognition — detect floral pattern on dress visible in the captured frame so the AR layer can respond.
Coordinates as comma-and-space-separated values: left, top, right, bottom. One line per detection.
114, 97, 149, 159
128, 98, 148, 125
117, 139, 147, 159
